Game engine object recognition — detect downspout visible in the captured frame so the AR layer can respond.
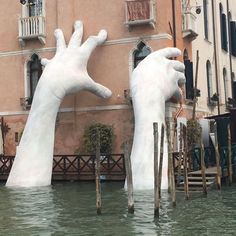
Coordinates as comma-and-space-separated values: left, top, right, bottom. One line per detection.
211, 0, 220, 114
226, 0, 233, 99
172, 0, 177, 47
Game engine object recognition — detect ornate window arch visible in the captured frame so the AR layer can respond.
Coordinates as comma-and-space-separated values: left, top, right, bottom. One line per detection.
206, 60, 213, 99
133, 41, 151, 69
26, 54, 42, 105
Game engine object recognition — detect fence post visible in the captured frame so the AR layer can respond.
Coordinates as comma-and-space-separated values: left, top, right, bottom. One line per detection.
227, 124, 233, 185
95, 129, 102, 214
124, 141, 134, 213
183, 125, 189, 200
153, 122, 160, 218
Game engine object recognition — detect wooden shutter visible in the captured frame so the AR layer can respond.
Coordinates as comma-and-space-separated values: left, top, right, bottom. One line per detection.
184, 60, 194, 100
230, 21, 236, 57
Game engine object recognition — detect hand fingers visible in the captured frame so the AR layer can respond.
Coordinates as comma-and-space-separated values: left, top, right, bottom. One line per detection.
41, 58, 51, 66
174, 71, 186, 86
68, 21, 83, 49
150, 47, 181, 59
173, 87, 183, 101
87, 81, 112, 99
54, 29, 66, 54
170, 60, 185, 73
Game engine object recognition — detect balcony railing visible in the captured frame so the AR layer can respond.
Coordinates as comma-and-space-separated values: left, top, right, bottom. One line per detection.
124, 0, 155, 29
18, 16, 46, 46
182, 11, 198, 39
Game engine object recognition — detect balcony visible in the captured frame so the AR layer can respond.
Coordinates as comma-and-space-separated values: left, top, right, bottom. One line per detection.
124, 0, 156, 30
18, 16, 46, 46
182, 12, 198, 40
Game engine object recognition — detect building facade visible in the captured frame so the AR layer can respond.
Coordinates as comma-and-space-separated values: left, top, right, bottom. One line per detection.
0, 0, 197, 155
191, 0, 236, 115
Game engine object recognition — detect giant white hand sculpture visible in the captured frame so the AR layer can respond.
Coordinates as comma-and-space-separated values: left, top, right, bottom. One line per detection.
129, 48, 185, 190
6, 21, 112, 187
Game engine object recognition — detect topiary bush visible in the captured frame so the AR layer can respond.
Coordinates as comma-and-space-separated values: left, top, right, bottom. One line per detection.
83, 123, 115, 154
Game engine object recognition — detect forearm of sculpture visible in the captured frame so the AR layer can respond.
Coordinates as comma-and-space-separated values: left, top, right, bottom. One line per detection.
21, 79, 61, 148
6, 77, 62, 187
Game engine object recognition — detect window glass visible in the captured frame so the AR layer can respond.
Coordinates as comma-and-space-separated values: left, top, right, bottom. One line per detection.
133, 42, 151, 68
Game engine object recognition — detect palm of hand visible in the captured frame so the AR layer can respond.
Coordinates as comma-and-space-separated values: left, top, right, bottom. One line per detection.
40, 21, 112, 100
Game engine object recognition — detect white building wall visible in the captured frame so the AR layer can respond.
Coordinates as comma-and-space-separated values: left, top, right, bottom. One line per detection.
192, 0, 236, 115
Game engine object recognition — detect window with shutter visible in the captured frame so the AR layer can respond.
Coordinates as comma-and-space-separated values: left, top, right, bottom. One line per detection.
203, 0, 209, 40
219, 4, 228, 51
230, 21, 236, 56
184, 59, 194, 100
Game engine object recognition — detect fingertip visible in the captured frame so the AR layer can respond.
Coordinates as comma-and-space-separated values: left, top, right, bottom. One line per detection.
102, 88, 112, 98
54, 29, 63, 38
41, 58, 50, 66
74, 20, 83, 30
157, 47, 182, 58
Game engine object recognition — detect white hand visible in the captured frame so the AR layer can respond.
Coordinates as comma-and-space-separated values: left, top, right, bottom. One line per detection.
6, 21, 112, 187
129, 47, 185, 190
131, 47, 185, 105
40, 21, 112, 100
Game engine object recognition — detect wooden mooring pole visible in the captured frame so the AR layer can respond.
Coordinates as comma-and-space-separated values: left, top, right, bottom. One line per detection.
124, 141, 134, 213
214, 126, 221, 190
153, 122, 160, 218
95, 129, 102, 214
200, 140, 207, 195
158, 124, 165, 196
227, 124, 233, 185
167, 121, 176, 207
183, 124, 189, 200
177, 124, 183, 187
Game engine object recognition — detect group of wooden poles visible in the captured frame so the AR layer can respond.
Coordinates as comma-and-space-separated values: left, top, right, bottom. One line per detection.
95, 122, 234, 217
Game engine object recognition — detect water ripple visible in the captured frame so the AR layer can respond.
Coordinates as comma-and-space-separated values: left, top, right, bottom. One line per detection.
0, 182, 236, 235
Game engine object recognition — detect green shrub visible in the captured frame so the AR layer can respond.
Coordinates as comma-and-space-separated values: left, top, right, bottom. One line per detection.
83, 123, 115, 154
186, 119, 202, 148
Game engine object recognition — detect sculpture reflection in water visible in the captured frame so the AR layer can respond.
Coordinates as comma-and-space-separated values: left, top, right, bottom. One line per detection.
129, 48, 185, 190
6, 21, 112, 187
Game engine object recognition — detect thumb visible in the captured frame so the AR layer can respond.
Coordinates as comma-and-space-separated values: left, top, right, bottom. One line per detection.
86, 81, 112, 99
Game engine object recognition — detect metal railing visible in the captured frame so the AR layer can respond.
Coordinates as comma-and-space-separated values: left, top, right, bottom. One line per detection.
18, 16, 46, 44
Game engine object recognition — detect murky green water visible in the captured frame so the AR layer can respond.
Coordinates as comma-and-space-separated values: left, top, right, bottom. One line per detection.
0, 182, 236, 236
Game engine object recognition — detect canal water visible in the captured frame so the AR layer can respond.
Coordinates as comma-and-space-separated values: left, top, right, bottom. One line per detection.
0, 182, 236, 236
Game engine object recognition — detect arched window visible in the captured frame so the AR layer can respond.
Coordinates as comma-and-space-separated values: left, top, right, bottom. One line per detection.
27, 54, 42, 104
223, 68, 229, 104
206, 60, 213, 99
133, 41, 151, 68
27, 0, 43, 17
219, 3, 228, 51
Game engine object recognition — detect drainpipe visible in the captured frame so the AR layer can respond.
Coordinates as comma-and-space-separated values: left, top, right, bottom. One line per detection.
211, 0, 220, 114
172, 0, 177, 47
226, 0, 234, 99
